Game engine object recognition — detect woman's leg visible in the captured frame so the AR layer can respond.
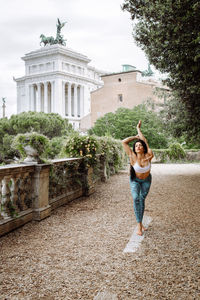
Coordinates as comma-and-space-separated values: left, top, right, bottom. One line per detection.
129, 179, 143, 235
140, 175, 152, 229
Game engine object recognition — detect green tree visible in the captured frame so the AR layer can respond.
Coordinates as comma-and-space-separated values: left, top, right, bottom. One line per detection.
7, 111, 73, 138
122, 0, 200, 139
89, 105, 168, 149
159, 92, 200, 148
0, 112, 74, 161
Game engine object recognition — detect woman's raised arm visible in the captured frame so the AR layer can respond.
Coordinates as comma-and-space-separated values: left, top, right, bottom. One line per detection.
122, 135, 139, 156
136, 120, 154, 157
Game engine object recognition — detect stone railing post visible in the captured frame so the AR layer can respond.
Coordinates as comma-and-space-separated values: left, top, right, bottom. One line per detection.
100, 155, 107, 182
32, 164, 51, 221
83, 166, 95, 196
0, 176, 3, 220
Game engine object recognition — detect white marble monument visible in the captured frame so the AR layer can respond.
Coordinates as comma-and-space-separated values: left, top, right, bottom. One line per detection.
14, 44, 104, 129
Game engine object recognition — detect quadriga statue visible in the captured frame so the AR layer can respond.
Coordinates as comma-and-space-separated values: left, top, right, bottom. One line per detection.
40, 18, 67, 47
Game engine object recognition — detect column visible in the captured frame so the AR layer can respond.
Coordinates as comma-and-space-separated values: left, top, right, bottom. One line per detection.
80, 85, 84, 117
32, 85, 36, 111
77, 86, 81, 117
54, 79, 62, 115
44, 82, 48, 113
28, 85, 31, 111
29, 84, 35, 111
50, 81, 54, 113
74, 84, 78, 118
41, 83, 44, 112
17, 85, 21, 114
71, 85, 74, 116
62, 81, 66, 117
67, 82, 71, 117
25, 85, 30, 112
47, 82, 51, 113
36, 83, 41, 112
65, 83, 68, 116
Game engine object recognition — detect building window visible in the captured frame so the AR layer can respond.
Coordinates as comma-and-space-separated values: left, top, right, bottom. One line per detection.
118, 78, 121, 82
118, 94, 123, 102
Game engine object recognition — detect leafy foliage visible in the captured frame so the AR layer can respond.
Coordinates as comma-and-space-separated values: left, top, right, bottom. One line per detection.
46, 136, 67, 159
153, 143, 186, 162
89, 105, 168, 149
158, 92, 200, 147
167, 143, 186, 161
7, 111, 73, 138
97, 136, 126, 171
122, 0, 200, 139
60, 133, 126, 171
1, 134, 19, 159
61, 133, 100, 167
12, 132, 49, 158
0, 112, 74, 161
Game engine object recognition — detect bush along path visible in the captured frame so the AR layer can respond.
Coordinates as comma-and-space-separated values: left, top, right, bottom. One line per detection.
0, 163, 199, 299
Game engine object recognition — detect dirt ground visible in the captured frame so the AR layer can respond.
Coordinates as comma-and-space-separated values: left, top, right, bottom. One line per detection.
0, 164, 200, 300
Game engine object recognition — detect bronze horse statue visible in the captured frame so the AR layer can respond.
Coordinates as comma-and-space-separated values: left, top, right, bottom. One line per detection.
40, 34, 55, 46
40, 18, 67, 47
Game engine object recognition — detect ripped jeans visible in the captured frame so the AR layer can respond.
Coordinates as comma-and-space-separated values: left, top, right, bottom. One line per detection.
129, 174, 152, 223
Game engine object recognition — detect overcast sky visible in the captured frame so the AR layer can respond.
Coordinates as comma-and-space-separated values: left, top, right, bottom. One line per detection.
0, 0, 153, 118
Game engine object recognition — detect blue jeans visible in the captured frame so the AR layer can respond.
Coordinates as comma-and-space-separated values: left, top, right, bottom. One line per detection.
129, 174, 152, 223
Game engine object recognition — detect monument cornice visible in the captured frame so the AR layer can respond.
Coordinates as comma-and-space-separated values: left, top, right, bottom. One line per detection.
15, 71, 103, 86
22, 45, 91, 64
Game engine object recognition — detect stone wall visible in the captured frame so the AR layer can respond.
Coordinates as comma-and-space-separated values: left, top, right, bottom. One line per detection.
0, 157, 108, 237
152, 150, 200, 163
186, 151, 200, 161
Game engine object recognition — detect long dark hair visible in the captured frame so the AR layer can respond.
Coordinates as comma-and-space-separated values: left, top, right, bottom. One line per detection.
130, 139, 148, 181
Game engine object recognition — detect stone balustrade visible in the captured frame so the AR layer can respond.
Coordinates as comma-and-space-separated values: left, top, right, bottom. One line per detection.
0, 164, 35, 236
0, 156, 108, 237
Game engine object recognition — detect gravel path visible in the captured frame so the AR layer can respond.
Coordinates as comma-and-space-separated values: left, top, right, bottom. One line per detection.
0, 164, 200, 300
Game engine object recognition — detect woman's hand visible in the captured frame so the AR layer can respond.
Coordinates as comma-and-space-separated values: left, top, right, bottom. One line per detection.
137, 120, 142, 129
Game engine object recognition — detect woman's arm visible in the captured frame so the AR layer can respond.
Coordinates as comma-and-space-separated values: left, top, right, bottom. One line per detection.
136, 120, 148, 146
122, 135, 139, 156
137, 120, 154, 158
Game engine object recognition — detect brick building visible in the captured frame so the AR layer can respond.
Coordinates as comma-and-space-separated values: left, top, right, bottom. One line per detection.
80, 65, 165, 130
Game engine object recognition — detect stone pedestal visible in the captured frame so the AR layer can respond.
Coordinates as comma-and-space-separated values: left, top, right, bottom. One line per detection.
32, 164, 51, 221
84, 166, 95, 196
100, 155, 107, 182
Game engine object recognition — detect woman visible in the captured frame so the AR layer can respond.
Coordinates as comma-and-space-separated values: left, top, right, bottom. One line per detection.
122, 120, 154, 236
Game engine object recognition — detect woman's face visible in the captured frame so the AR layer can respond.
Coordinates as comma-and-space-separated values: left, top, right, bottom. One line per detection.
135, 142, 144, 153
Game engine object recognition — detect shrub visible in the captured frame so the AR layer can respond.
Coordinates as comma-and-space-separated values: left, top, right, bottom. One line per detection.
60, 133, 126, 172
61, 133, 100, 167
12, 132, 49, 158
167, 143, 186, 161
8, 111, 73, 139
2, 134, 20, 160
46, 136, 67, 159
97, 136, 126, 171
0, 112, 74, 162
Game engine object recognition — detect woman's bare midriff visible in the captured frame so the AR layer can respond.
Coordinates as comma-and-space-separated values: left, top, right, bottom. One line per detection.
135, 170, 150, 180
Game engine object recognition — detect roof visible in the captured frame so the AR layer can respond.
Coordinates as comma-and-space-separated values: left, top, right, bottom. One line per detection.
101, 70, 142, 77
